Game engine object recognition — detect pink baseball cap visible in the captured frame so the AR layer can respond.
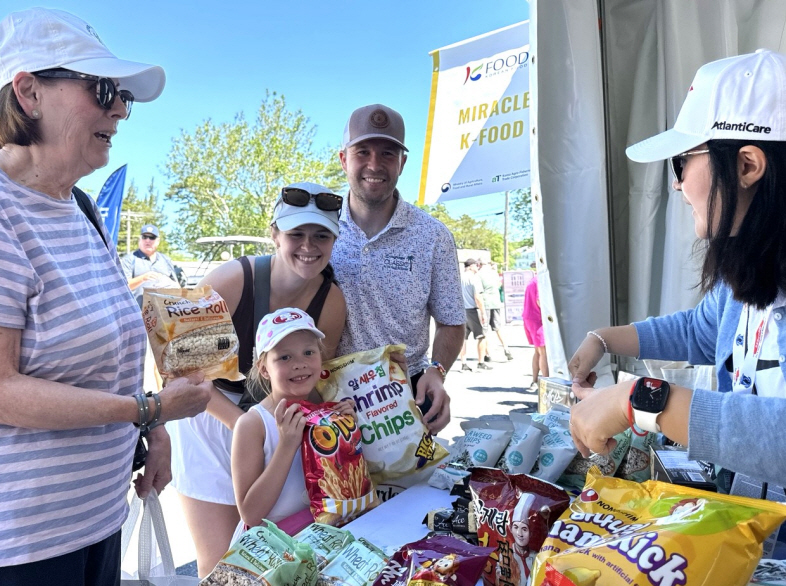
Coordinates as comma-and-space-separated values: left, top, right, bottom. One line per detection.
254, 307, 324, 359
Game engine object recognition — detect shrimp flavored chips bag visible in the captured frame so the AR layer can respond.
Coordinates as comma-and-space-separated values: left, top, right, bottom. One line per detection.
316, 345, 449, 496
531, 467, 786, 586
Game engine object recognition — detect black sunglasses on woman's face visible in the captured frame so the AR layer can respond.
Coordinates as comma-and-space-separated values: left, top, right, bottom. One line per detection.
279, 187, 343, 215
669, 149, 710, 184
34, 69, 134, 119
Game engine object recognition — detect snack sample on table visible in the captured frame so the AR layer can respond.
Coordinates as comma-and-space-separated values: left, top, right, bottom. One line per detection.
299, 400, 378, 526
470, 467, 570, 586
317, 536, 388, 586
199, 521, 318, 586
496, 413, 549, 474
316, 345, 449, 496
295, 523, 356, 570
530, 407, 578, 482
531, 467, 786, 586
143, 286, 241, 380
371, 534, 494, 586
422, 496, 479, 544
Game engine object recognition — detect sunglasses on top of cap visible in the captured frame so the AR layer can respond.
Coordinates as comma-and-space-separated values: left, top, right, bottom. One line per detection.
280, 187, 343, 216
668, 149, 710, 184
34, 69, 134, 119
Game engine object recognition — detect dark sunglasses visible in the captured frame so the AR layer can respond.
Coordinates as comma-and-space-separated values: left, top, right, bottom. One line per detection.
35, 69, 134, 119
280, 187, 343, 215
141, 234, 157, 240
668, 149, 710, 184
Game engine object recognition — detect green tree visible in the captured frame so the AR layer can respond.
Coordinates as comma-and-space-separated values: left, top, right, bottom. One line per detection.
117, 178, 166, 256
418, 203, 505, 263
164, 92, 344, 254
510, 188, 533, 245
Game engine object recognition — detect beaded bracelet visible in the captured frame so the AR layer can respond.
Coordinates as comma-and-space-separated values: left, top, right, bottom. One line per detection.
587, 330, 609, 354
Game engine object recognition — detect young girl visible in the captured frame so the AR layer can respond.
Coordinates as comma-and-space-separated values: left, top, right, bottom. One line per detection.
231, 307, 355, 527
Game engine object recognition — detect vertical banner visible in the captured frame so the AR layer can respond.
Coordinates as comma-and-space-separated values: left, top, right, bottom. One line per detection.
503, 269, 534, 324
419, 21, 530, 205
96, 165, 127, 245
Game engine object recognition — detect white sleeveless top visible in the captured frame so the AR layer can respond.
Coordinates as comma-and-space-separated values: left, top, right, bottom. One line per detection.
248, 404, 309, 522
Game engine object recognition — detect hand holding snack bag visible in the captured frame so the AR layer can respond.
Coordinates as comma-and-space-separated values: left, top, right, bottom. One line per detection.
143, 286, 241, 380
316, 345, 449, 496
531, 467, 786, 586
299, 400, 378, 526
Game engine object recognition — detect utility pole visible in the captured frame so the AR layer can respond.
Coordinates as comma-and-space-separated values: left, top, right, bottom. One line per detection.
120, 211, 146, 254
503, 190, 509, 270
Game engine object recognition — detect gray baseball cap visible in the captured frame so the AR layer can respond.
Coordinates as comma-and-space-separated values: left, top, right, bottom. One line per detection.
342, 104, 408, 151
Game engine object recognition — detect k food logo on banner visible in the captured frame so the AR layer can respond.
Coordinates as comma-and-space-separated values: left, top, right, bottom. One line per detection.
419, 21, 530, 204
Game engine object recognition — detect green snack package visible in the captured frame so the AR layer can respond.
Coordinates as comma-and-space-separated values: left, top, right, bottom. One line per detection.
295, 523, 355, 570
317, 537, 388, 586
558, 430, 631, 489
200, 520, 317, 586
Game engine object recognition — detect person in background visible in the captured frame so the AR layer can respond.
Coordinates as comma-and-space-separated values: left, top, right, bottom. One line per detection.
568, 50, 786, 487
122, 223, 180, 308
231, 308, 356, 529
523, 262, 547, 387
459, 258, 492, 372
168, 182, 346, 577
479, 260, 514, 361
331, 104, 465, 433
0, 8, 211, 584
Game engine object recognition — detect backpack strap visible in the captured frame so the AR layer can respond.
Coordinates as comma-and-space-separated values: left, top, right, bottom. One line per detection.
253, 255, 272, 330
73, 186, 108, 249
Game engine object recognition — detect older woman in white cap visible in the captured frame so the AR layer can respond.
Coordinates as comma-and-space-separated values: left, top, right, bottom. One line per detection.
0, 8, 212, 584
568, 50, 786, 487
167, 181, 346, 576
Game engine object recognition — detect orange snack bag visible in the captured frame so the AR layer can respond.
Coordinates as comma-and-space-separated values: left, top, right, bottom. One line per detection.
531, 467, 786, 586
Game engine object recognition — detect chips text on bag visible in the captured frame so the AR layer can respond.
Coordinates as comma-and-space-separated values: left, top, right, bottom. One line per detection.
295, 523, 355, 570
299, 401, 378, 527
143, 286, 241, 380
200, 521, 317, 586
531, 467, 786, 586
316, 345, 449, 496
372, 535, 494, 586
470, 467, 570, 586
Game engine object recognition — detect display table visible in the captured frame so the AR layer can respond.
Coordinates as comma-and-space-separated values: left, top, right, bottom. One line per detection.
344, 483, 456, 552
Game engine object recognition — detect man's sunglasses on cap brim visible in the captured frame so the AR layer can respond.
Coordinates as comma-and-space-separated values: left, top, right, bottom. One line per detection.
668, 149, 710, 184
280, 187, 343, 215
34, 69, 134, 119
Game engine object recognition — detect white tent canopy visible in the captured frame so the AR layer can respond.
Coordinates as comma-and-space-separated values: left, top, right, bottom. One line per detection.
530, 0, 786, 381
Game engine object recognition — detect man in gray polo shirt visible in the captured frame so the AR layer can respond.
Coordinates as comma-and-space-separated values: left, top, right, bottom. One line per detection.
121, 224, 179, 308
331, 104, 465, 434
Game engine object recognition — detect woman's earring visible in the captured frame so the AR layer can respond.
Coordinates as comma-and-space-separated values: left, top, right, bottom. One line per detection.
31, 109, 41, 119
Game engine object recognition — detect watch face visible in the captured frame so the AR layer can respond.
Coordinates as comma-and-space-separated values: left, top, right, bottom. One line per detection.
631, 377, 670, 412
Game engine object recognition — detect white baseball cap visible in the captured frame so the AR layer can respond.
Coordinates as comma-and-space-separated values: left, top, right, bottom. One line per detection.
0, 8, 165, 102
271, 182, 341, 237
254, 307, 325, 359
627, 49, 786, 163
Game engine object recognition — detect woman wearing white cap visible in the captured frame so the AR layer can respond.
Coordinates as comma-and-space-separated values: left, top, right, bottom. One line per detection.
167, 182, 347, 576
568, 50, 786, 487
0, 7, 211, 584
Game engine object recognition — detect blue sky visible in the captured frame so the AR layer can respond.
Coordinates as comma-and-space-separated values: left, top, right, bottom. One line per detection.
5, 1, 528, 234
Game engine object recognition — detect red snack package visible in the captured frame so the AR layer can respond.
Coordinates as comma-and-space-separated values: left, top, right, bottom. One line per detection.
372, 534, 494, 586
469, 467, 570, 586
298, 401, 378, 526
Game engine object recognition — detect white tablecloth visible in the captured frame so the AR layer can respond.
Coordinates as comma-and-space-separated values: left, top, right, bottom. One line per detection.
344, 483, 456, 552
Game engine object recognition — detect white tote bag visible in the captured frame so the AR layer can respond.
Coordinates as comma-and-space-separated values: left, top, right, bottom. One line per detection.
120, 489, 199, 586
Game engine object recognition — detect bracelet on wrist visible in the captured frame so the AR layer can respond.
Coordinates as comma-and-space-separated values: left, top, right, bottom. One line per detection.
427, 361, 447, 381
587, 330, 609, 354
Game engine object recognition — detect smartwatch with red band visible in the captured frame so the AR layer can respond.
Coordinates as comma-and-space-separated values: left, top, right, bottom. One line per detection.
629, 377, 671, 434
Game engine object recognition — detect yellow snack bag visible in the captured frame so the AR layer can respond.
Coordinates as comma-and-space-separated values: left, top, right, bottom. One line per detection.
531, 467, 786, 586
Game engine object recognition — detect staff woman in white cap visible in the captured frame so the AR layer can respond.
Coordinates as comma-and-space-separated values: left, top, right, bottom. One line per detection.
568, 50, 786, 487
0, 7, 212, 584
167, 181, 346, 576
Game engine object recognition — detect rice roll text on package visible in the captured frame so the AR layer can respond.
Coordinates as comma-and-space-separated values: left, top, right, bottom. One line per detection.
316, 345, 449, 497
531, 467, 786, 586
